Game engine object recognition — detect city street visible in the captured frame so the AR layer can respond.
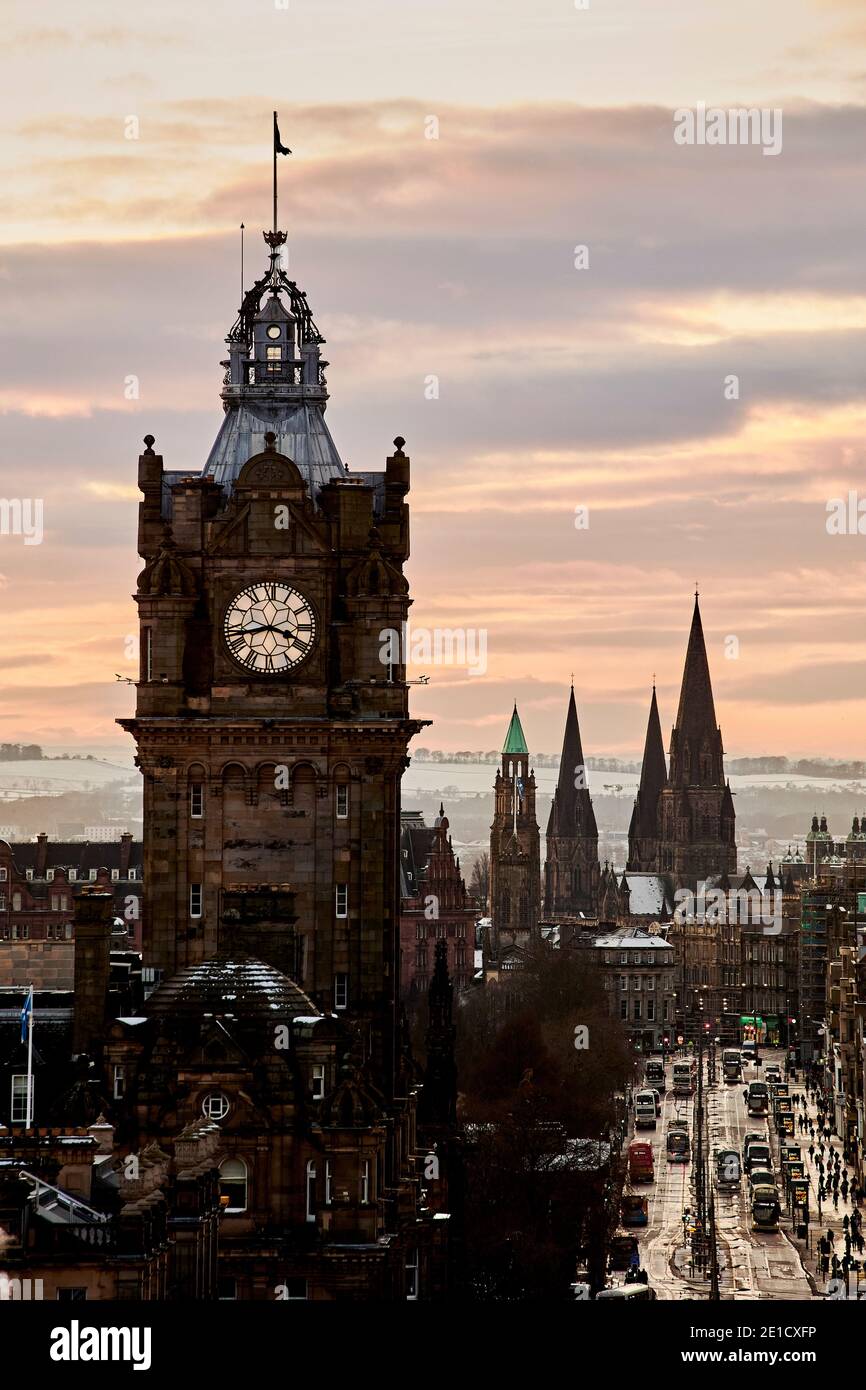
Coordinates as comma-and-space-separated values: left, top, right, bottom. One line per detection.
623, 1048, 814, 1300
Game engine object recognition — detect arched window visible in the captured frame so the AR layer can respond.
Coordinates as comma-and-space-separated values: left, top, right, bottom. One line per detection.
220, 1158, 248, 1213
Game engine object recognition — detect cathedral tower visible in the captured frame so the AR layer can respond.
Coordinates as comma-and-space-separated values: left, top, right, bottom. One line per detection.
654, 596, 737, 888
488, 705, 541, 956
544, 684, 599, 916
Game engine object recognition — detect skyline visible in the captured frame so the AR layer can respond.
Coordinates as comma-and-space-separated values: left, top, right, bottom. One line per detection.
2, 1, 866, 755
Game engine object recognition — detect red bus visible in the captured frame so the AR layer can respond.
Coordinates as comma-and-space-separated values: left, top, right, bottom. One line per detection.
628, 1141, 655, 1183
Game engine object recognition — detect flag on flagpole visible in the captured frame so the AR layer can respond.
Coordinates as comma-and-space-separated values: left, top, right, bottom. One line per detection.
20, 985, 32, 1044
274, 115, 292, 156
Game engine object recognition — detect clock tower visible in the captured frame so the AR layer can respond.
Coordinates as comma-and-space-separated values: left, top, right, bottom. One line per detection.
119, 227, 424, 1091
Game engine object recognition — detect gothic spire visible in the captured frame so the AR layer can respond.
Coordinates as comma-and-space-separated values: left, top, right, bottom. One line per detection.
548, 684, 596, 838
633, 683, 667, 841
669, 595, 724, 787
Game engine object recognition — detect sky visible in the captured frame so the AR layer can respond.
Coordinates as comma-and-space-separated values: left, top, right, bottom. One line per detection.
1, 0, 866, 757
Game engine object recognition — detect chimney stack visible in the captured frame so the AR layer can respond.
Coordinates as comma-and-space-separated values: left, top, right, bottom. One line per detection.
72, 889, 115, 1059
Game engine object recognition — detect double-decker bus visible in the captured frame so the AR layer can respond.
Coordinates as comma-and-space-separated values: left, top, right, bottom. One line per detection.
672, 1061, 694, 1096
751, 1185, 781, 1232
715, 1148, 741, 1189
722, 1049, 742, 1082
666, 1120, 690, 1163
747, 1080, 769, 1117
645, 1059, 666, 1092
628, 1141, 654, 1183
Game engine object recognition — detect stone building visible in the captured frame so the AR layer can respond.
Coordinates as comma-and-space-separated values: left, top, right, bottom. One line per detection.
488, 706, 541, 961
0, 833, 142, 980
399, 808, 477, 1000
590, 925, 677, 1053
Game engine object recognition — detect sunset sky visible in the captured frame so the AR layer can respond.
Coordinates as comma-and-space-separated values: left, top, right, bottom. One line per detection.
2, 0, 866, 757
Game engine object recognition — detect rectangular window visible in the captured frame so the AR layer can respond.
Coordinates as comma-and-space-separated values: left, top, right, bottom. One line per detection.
620, 952, 627, 965
0, 896, 5, 911
456, 924, 466, 940
111, 869, 120, 882
25, 869, 33, 881
647, 998, 656, 1021
190, 782, 204, 818
620, 998, 628, 1020
415, 923, 425, 941
646, 977, 655, 991
113, 1065, 126, 1100
335, 884, 348, 919
11, 1074, 31, 1124
334, 974, 348, 1010
325, 1160, 333, 1205
633, 999, 642, 1021
361, 1159, 370, 1204
142, 627, 153, 682
0, 868, 6, 881
406, 1250, 419, 1301
46, 869, 54, 881
189, 883, 202, 918
632, 976, 641, 991
620, 976, 628, 992
89, 869, 97, 882
56, 1288, 87, 1302
336, 784, 349, 819
312, 1064, 325, 1100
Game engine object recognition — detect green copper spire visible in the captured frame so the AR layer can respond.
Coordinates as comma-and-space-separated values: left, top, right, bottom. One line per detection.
503, 703, 528, 755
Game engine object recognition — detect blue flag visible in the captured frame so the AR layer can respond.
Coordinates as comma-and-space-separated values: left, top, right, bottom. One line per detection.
20, 988, 32, 1043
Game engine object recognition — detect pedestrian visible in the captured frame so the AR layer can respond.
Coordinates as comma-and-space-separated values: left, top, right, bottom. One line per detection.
743, 1088, 749, 1106
810, 1125, 816, 1140
842, 1179, 849, 1201
809, 1144, 815, 1161
833, 1190, 840, 1211
857, 1233, 865, 1256
844, 1215, 850, 1231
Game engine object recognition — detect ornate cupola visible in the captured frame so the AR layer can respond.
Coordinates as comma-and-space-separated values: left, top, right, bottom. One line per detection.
208, 228, 345, 500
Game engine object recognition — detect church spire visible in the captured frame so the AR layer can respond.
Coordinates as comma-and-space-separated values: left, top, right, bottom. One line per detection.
668, 594, 724, 788
502, 703, 528, 755
627, 683, 668, 870
550, 684, 596, 838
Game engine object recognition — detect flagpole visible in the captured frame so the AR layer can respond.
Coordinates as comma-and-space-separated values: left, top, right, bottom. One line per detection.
273, 111, 278, 234
240, 223, 245, 303
25, 984, 33, 1129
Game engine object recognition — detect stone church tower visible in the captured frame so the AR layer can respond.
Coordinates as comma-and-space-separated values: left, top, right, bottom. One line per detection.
544, 684, 599, 916
119, 226, 425, 1094
627, 683, 667, 872
652, 597, 737, 889
488, 705, 541, 956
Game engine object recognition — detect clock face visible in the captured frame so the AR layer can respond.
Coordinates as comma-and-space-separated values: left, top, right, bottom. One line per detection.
266, 325, 281, 339
223, 581, 316, 674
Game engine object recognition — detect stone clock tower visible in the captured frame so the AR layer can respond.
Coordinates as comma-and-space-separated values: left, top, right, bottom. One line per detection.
119, 229, 424, 1090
